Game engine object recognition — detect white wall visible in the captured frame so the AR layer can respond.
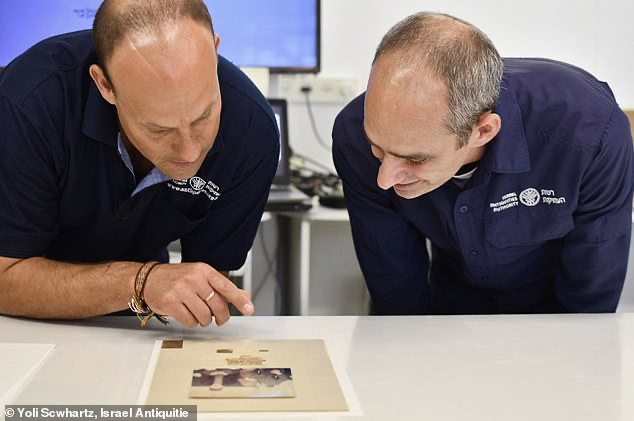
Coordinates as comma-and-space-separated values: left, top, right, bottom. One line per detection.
595, 1, 634, 109
277, 0, 634, 171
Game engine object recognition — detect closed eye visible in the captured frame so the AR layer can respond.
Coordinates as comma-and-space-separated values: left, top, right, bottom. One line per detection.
192, 114, 210, 126
149, 130, 170, 138
406, 157, 429, 166
146, 125, 171, 135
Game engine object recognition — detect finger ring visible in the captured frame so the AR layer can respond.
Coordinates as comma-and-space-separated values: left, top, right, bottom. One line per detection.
205, 290, 215, 301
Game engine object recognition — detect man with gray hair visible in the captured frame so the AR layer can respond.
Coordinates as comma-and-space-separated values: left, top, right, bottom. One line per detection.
0, 0, 279, 327
333, 12, 634, 314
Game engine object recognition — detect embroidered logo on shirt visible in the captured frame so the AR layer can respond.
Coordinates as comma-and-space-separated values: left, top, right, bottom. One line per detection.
490, 188, 566, 213
167, 178, 221, 201
189, 176, 207, 191
489, 192, 519, 213
540, 189, 566, 205
519, 188, 540, 206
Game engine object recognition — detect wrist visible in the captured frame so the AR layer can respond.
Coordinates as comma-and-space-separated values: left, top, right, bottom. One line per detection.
128, 261, 168, 327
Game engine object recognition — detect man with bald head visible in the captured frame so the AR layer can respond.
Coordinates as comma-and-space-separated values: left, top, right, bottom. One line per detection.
333, 12, 634, 314
0, 0, 279, 327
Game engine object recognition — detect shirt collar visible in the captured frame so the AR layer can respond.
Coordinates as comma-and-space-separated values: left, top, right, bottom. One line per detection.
117, 132, 169, 197
480, 81, 531, 174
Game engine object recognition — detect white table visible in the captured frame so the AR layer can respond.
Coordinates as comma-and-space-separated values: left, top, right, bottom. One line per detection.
3, 313, 634, 420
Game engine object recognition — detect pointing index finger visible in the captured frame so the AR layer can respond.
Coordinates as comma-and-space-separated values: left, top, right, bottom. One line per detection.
207, 270, 255, 315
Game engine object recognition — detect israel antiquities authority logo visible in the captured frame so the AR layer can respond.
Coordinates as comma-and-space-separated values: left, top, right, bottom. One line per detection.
189, 176, 206, 191
519, 188, 540, 206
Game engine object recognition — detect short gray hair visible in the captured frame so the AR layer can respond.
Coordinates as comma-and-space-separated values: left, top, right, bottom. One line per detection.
374, 12, 503, 148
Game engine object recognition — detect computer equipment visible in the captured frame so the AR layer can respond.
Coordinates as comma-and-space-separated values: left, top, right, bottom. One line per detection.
0, 0, 320, 73
210, 0, 320, 73
269, 98, 292, 190
266, 98, 312, 211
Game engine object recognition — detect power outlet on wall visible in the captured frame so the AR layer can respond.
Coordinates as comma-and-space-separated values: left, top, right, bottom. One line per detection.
277, 74, 357, 103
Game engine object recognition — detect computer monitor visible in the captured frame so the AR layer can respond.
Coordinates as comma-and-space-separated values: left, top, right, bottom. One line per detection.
267, 98, 291, 187
0, 0, 320, 73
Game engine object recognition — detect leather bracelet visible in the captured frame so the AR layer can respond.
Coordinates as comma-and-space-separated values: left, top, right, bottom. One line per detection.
128, 261, 169, 327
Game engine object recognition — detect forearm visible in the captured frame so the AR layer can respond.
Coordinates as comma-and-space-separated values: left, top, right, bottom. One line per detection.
0, 256, 141, 319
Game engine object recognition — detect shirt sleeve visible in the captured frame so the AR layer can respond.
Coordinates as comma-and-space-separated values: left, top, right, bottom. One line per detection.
179, 108, 279, 271
0, 95, 61, 258
332, 103, 431, 315
555, 106, 634, 312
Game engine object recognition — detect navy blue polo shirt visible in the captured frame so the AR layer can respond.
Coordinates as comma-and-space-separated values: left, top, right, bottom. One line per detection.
333, 58, 634, 314
0, 30, 279, 270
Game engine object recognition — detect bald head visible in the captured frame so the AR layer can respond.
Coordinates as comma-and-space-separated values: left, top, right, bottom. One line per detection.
371, 12, 503, 147
93, 0, 214, 83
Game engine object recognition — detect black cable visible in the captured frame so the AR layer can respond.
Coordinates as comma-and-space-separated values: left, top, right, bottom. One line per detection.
302, 88, 331, 152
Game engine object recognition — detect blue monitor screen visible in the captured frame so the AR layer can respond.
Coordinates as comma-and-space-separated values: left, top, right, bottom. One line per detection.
0, 0, 319, 72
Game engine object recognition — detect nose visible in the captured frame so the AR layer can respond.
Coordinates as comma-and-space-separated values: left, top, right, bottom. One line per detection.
172, 130, 201, 162
376, 156, 408, 190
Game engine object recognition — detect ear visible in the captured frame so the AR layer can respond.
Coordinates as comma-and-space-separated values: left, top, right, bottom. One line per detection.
89, 64, 116, 105
470, 112, 501, 148
213, 33, 221, 53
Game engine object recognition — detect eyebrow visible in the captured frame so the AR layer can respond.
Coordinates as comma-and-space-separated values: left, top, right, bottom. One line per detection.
144, 102, 213, 131
362, 126, 432, 161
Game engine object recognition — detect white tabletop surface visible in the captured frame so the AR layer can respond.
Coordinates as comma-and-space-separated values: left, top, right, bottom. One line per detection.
2, 313, 634, 420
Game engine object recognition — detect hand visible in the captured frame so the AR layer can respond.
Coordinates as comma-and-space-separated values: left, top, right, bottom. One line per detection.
141, 262, 254, 328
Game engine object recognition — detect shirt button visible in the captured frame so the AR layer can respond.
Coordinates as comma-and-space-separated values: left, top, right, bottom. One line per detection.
459, 205, 469, 213
469, 250, 479, 257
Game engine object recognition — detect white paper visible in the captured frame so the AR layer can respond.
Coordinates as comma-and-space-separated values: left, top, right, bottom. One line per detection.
0, 343, 55, 407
